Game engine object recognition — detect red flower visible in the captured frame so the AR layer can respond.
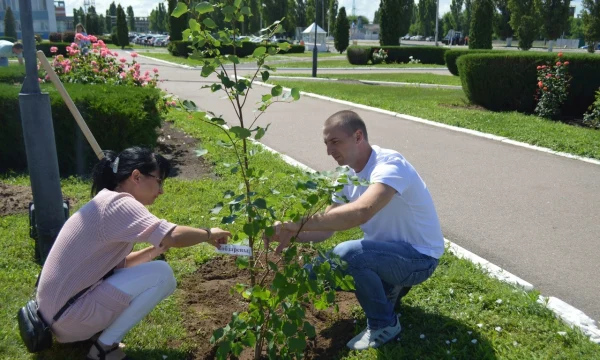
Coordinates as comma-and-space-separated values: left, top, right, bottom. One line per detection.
542, 65, 547, 69
538, 81, 544, 88
537, 66, 542, 70
564, 61, 570, 65
556, 62, 562, 66
558, 52, 563, 57
543, 87, 548, 91
546, 74, 552, 78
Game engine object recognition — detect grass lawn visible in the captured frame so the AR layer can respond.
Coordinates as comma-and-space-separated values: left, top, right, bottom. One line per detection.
140, 52, 291, 67
279, 52, 345, 58
105, 43, 153, 50
269, 80, 600, 160
270, 73, 462, 86
1, 109, 599, 359
271, 59, 448, 68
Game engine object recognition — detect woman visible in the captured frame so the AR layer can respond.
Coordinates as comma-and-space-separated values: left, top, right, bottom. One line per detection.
36, 147, 230, 360
75, 23, 91, 54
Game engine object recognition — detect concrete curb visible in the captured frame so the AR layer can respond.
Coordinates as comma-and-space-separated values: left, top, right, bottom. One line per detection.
141, 55, 600, 343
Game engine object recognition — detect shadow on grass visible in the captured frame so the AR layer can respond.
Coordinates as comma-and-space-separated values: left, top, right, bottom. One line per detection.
33, 340, 191, 360
315, 306, 497, 360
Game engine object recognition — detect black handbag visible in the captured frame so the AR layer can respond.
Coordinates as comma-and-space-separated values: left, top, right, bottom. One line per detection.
17, 269, 115, 353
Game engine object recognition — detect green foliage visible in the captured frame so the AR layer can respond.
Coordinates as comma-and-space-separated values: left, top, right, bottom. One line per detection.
150, 2, 169, 33
0, 64, 26, 84
0, 36, 16, 43
3, 7, 17, 40
418, 0, 437, 36
508, 0, 541, 50
583, 88, 600, 129
117, 4, 130, 49
127, 5, 136, 32
450, 0, 464, 31
346, 45, 372, 65
0, 83, 162, 175
540, 0, 571, 41
534, 55, 571, 119
380, 0, 412, 46
469, 0, 494, 49
328, 0, 338, 35
494, 0, 513, 40
334, 6, 350, 53
49, 32, 63, 42
582, 0, 600, 52
62, 31, 76, 43
168, 40, 303, 58
168, 0, 187, 41
463, 0, 473, 35
445, 49, 503, 76
458, 52, 600, 116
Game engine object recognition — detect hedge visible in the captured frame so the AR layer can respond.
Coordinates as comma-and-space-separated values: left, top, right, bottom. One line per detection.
0, 65, 26, 84
0, 83, 163, 175
445, 49, 506, 76
168, 40, 305, 58
347, 45, 447, 65
0, 36, 17, 42
457, 52, 600, 116
36, 42, 69, 57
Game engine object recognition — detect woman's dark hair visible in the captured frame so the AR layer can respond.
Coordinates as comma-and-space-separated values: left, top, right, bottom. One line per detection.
76, 23, 86, 32
91, 147, 171, 196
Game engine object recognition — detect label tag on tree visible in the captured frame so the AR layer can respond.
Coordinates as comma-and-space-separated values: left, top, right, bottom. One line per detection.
216, 244, 252, 257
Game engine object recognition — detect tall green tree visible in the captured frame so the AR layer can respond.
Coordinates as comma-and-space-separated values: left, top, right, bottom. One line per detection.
296, 0, 307, 27
4, 7, 17, 40
334, 6, 349, 53
85, 6, 100, 35
306, 0, 316, 26
245, 0, 261, 34
380, 0, 413, 45
127, 5, 136, 32
347, 15, 369, 27
469, 0, 494, 49
442, 12, 454, 35
494, 0, 513, 43
262, 0, 295, 34
450, 0, 463, 30
418, 0, 437, 36
373, 8, 381, 24
116, 4, 129, 49
540, 0, 571, 51
508, 0, 541, 50
582, 0, 600, 52
149, 3, 168, 33
463, 0, 473, 35
98, 14, 106, 34
73, 8, 80, 27
168, 0, 187, 40
328, 0, 338, 35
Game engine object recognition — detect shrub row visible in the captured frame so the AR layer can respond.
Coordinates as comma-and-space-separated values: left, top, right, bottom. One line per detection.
347, 46, 448, 65
36, 42, 70, 57
0, 65, 27, 84
445, 49, 510, 76
458, 52, 600, 116
0, 83, 163, 175
0, 36, 17, 42
168, 40, 305, 58
48, 31, 76, 43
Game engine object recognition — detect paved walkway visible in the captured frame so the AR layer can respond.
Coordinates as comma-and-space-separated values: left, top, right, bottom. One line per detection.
132, 53, 600, 322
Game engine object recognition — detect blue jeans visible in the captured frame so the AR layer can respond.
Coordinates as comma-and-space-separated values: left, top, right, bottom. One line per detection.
318, 239, 439, 330
0, 57, 8, 67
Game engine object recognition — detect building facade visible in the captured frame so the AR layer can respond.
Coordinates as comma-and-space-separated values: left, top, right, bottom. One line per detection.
0, 0, 57, 38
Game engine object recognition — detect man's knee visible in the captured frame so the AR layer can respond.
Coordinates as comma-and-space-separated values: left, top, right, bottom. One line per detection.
332, 240, 362, 264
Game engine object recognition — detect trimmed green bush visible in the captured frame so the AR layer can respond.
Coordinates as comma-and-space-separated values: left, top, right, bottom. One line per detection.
0, 83, 163, 175
0, 65, 26, 84
445, 49, 505, 76
0, 36, 17, 42
458, 52, 600, 116
36, 42, 69, 57
347, 46, 372, 65
98, 36, 113, 45
168, 41, 304, 58
286, 45, 305, 54
377, 46, 447, 65
48, 32, 62, 42
62, 31, 75, 43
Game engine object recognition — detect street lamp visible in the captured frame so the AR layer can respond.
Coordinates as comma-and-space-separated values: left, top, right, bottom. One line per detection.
312, 0, 319, 78
435, 0, 440, 46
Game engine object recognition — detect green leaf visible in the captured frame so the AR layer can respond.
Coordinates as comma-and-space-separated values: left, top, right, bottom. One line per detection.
288, 337, 307, 353
241, 6, 252, 15
230, 126, 252, 139
231, 342, 243, 356
210, 202, 223, 214
303, 322, 316, 338
268, 261, 278, 272
182, 28, 191, 40
271, 85, 283, 97
195, 1, 214, 14
203, 18, 217, 29
201, 64, 215, 77
241, 331, 256, 347
228, 55, 240, 64
236, 256, 249, 269
221, 215, 237, 224
282, 322, 297, 337
171, 2, 188, 18
251, 286, 271, 300
253, 198, 267, 209
210, 327, 225, 344
182, 100, 198, 111
267, 46, 278, 55
233, 0, 242, 8
307, 194, 318, 205
253, 46, 267, 57
195, 148, 208, 157
189, 19, 200, 32
261, 94, 272, 102
211, 83, 222, 92
261, 71, 270, 82
229, 194, 245, 205
255, 127, 266, 140
216, 341, 231, 360
278, 42, 291, 51
291, 87, 301, 100
222, 5, 235, 15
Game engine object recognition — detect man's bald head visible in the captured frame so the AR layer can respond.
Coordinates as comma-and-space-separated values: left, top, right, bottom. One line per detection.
324, 110, 369, 142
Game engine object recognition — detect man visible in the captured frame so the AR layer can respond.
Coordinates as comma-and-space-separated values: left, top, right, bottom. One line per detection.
0, 40, 24, 67
267, 110, 444, 350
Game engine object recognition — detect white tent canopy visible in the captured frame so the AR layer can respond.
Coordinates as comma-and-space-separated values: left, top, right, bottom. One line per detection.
302, 22, 326, 34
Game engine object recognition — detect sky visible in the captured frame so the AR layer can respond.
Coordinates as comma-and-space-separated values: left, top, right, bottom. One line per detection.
64, 0, 584, 20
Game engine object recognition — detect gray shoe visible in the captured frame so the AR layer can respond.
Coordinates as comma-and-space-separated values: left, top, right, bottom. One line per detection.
346, 315, 401, 350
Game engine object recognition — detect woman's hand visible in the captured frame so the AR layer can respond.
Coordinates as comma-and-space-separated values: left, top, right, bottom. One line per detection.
206, 227, 231, 249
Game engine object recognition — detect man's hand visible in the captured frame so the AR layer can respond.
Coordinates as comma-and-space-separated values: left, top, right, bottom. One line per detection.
206, 227, 231, 249
264, 221, 300, 254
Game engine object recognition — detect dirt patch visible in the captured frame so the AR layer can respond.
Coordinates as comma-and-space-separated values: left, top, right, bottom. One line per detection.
157, 121, 216, 180
0, 183, 34, 216
179, 255, 360, 360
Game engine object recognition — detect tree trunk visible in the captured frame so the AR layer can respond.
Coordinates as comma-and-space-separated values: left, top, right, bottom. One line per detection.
548, 39, 553, 52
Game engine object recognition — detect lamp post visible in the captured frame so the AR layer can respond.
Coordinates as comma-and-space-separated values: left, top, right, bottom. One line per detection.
18, 0, 66, 264
312, 0, 318, 78
435, 0, 440, 46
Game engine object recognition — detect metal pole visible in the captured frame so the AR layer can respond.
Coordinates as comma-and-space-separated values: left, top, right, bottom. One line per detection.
435, 0, 440, 46
18, 0, 66, 264
312, 1, 318, 78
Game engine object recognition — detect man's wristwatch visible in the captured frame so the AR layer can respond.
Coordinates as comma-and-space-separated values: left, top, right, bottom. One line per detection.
201, 227, 211, 240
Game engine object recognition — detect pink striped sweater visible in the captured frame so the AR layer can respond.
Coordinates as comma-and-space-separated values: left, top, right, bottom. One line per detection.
36, 189, 176, 343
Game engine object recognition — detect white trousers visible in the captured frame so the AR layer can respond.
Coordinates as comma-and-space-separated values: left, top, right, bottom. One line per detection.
98, 260, 176, 345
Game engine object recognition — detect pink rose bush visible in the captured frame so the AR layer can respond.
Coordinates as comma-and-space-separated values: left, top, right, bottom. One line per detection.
43, 35, 159, 88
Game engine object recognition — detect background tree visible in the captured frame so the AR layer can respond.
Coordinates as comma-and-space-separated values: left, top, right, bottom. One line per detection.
73, 8, 81, 28
582, 0, 600, 52
373, 8, 381, 24
334, 6, 349, 53
306, 0, 316, 26
86, 6, 100, 35
116, 4, 129, 49
469, 0, 494, 49
463, 0, 473, 35
245, 0, 261, 34
540, 0, 571, 51
508, 0, 541, 50
569, 16, 584, 39
295, 0, 307, 27
418, 0, 437, 36
127, 5, 136, 32
442, 12, 454, 35
168, 0, 187, 40
149, 3, 168, 33
262, 0, 295, 35
494, 0, 513, 45
450, 0, 463, 30
98, 14, 106, 33
4, 7, 17, 40
347, 15, 369, 27
328, 0, 338, 35
380, 0, 413, 44
106, 2, 117, 33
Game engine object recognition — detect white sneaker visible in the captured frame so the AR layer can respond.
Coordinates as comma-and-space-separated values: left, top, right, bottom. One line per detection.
346, 316, 401, 350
